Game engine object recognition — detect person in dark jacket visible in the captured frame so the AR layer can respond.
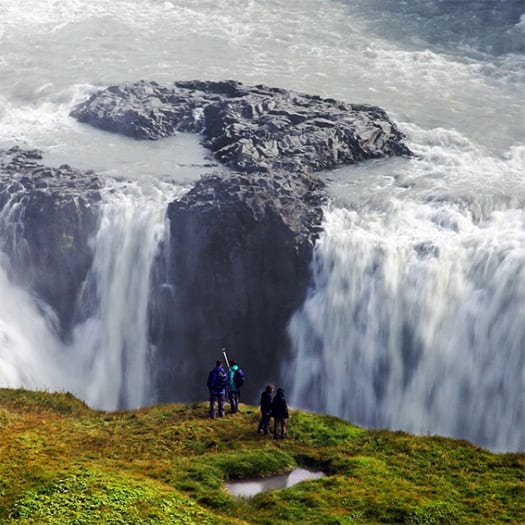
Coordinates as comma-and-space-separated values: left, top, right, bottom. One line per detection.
207, 360, 226, 419
272, 387, 289, 439
257, 384, 274, 434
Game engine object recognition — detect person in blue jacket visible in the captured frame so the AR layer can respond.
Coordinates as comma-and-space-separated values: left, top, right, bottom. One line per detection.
207, 360, 227, 419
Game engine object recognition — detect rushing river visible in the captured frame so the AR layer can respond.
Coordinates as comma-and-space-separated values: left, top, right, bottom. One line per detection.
0, 0, 523, 451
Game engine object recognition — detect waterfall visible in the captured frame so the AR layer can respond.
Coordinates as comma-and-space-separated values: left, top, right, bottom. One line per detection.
69, 180, 179, 410
0, 191, 67, 391
0, 179, 180, 410
0, 265, 64, 390
287, 129, 525, 452
1, 0, 523, 451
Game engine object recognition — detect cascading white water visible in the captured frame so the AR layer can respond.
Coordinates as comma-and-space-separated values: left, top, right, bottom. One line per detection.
287, 126, 525, 452
0, 265, 64, 390
68, 180, 181, 410
0, 178, 182, 410
0, 192, 66, 390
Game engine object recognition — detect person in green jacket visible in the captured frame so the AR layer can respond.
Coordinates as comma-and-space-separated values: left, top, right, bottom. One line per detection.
227, 360, 244, 413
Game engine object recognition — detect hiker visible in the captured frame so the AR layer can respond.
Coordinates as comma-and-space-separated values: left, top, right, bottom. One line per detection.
207, 360, 227, 419
272, 387, 289, 439
257, 384, 274, 434
227, 360, 245, 414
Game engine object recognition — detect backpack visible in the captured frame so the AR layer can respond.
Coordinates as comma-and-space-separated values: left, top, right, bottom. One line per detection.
233, 367, 245, 388
215, 369, 228, 390
208, 368, 228, 391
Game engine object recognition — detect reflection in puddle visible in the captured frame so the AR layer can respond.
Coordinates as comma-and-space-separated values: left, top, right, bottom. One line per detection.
225, 468, 325, 498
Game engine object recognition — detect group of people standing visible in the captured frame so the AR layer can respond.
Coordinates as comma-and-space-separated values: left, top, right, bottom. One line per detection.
206, 360, 289, 440
207, 359, 244, 418
257, 384, 289, 439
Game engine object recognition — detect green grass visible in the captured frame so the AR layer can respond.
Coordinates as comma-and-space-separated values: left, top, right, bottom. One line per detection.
0, 388, 523, 524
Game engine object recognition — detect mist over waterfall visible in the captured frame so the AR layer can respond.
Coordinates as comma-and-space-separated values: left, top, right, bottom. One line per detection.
0, 190, 65, 390
0, 264, 63, 391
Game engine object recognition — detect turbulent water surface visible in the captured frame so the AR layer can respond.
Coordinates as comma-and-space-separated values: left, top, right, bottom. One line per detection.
0, 0, 524, 451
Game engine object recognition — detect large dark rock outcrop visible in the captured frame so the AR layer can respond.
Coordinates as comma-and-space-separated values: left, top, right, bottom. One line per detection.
0, 147, 102, 336
71, 80, 411, 174
150, 171, 325, 401
71, 79, 411, 402
0, 81, 411, 405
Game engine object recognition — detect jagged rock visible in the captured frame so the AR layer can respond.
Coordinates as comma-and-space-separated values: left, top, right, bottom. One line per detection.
150, 171, 325, 401
0, 147, 102, 336
71, 79, 411, 402
2, 79, 412, 405
71, 80, 411, 174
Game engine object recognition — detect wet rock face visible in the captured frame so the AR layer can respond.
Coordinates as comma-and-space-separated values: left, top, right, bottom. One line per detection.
71, 79, 411, 402
151, 172, 325, 401
0, 147, 102, 336
71, 80, 411, 174
1, 82, 411, 404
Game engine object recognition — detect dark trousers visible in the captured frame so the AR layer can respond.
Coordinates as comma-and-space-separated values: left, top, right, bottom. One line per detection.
209, 392, 224, 418
228, 389, 240, 413
274, 417, 287, 439
258, 413, 271, 434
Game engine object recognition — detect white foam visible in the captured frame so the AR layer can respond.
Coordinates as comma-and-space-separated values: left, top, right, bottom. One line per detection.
1, 0, 523, 151
514, 14, 525, 30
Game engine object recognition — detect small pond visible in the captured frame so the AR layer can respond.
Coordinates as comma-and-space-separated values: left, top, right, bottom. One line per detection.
225, 468, 326, 498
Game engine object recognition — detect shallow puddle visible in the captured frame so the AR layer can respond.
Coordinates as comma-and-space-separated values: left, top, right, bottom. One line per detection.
225, 468, 326, 498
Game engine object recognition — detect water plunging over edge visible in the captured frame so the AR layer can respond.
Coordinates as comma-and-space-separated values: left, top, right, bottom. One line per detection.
0, 177, 185, 411
285, 127, 525, 453
68, 179, 184, 410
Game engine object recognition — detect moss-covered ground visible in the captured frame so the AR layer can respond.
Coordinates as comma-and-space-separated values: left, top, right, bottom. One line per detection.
0, 388, 523, 524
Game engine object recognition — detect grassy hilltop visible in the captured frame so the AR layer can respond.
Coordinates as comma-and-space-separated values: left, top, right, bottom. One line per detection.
0, 388, 523, 524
